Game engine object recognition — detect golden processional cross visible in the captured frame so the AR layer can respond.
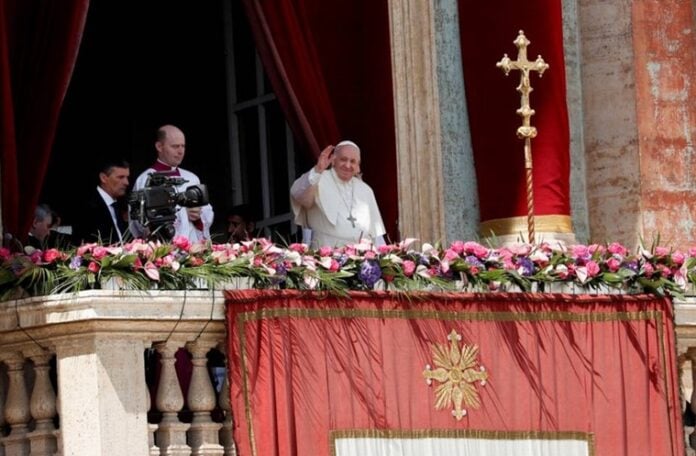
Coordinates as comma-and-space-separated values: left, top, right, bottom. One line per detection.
496, 30, 549, 244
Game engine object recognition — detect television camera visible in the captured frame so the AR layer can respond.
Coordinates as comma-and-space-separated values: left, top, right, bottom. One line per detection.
128, 172, 209, 241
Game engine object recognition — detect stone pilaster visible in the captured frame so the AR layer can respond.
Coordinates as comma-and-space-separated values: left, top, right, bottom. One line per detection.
387, 0, 446, 243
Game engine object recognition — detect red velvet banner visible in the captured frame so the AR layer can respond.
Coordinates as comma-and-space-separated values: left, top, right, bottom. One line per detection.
225, 290, 684, 456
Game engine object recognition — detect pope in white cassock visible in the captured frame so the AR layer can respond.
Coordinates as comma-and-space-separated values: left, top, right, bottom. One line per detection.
291, 140, 386, 249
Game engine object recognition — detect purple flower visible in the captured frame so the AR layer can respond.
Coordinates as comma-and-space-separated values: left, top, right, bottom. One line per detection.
625, 261, 639, 273
337, 254, 349, 267
359, 260, 382, 288
465, 255, 484, 269
69, 256, 83, 270
275, 263, 287, 276
516, 257, 535, 276
270, 263, 287, 285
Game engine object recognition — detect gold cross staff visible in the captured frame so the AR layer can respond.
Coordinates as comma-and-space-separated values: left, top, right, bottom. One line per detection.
496, 30, 549, 244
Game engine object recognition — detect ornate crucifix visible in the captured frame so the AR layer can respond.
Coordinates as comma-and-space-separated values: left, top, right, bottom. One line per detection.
496, 30, 549, 244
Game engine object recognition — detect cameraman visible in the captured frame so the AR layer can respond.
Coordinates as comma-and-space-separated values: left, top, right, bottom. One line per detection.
134, 125, 214, 242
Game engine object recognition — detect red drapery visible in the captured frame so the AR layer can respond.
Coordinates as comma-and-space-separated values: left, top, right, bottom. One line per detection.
226, 290, 684, 456
458, 0, 571, 224
0, 0, 89, 240
240, 0, 398, 240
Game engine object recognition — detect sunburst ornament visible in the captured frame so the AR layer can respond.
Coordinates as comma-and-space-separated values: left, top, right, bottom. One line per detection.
423, 330, 488, 420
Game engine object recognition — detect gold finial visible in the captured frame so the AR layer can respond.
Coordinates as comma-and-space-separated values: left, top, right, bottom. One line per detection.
496, 30, 549, 244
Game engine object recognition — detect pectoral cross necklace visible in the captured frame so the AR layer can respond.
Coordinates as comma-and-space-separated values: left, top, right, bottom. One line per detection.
331, 171, 357, 228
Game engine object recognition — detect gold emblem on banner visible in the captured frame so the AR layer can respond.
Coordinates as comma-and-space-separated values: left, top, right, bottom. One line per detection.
423, 330, 488, 421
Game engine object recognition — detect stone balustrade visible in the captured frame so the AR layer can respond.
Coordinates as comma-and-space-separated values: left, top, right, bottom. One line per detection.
0, 290, 235, 456
1, 290, 696, 454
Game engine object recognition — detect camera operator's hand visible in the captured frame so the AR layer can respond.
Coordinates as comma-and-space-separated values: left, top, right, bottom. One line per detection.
187, 207, 202, 222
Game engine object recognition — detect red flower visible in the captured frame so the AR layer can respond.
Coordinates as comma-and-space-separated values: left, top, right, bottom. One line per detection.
43, 248, 62, 264
172, 235, 191, 251
87, 261, 100, 273
189, 257, 204, 267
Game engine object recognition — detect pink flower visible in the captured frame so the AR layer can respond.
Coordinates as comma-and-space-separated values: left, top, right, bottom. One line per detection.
363, 251, 376, 260
189, 257, 204, 267
329, 259, 340, 272
172, 236, 191, 251
144, 261, 160, 281
30, 251, 42, 264
402, 260, 416, 277
497, 248, 513, 261
450, 241, 465, 254
586, 260, 600, 277
508, 243, 531, 256
42, 248, 61, 264
77, 243, 97, 256
607, 242, 628, 256
378, 244, 391, 254
657, 264, 671, 278
87, 261, 100, 273
689, 247, 696, 257
642, 262, 654, 277
92, 246, 109, 260
289, 243, 308, 253
588, 244, 606, 255
672, 251, 686, 266
655, 246, 670, 256
319, 246, 332, 257
463, 241, 489, 258
443, 249, 459, 262
571, 245, 589, 259
606, 257, 621, 272
0, 247, 10, 260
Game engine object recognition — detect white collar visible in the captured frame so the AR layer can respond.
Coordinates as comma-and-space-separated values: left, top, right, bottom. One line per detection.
96, 186, 117, 207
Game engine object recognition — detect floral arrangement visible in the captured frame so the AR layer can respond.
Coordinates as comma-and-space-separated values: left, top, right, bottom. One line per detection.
0, 236, 694, 302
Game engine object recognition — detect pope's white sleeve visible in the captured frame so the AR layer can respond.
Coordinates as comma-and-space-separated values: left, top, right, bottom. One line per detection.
290, 168, 321, 209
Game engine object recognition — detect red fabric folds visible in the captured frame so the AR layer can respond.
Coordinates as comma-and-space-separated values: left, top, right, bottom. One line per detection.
225, 290, 684, 456
458, 0, 571, 222
0, 0, 89, 240
240, 0, 398, 239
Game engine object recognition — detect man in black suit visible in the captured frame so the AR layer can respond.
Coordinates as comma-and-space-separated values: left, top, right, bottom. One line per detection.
72, 159, 131, 245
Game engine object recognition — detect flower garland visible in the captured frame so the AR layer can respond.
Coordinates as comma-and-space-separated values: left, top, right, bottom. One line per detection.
0, 237, 693, 301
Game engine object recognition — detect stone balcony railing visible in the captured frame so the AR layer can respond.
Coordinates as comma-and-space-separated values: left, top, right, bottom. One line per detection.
1, 289, 696, 455
0, 289, 235, 456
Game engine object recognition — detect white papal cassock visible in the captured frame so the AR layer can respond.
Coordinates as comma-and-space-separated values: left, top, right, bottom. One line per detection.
291, 167, 386, 249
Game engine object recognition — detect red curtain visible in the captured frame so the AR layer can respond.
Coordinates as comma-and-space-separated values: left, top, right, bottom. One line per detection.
0, 0, 89, 240
240, 0, 398, 240
458, 0, 571, 222
226, 290, 684, 456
